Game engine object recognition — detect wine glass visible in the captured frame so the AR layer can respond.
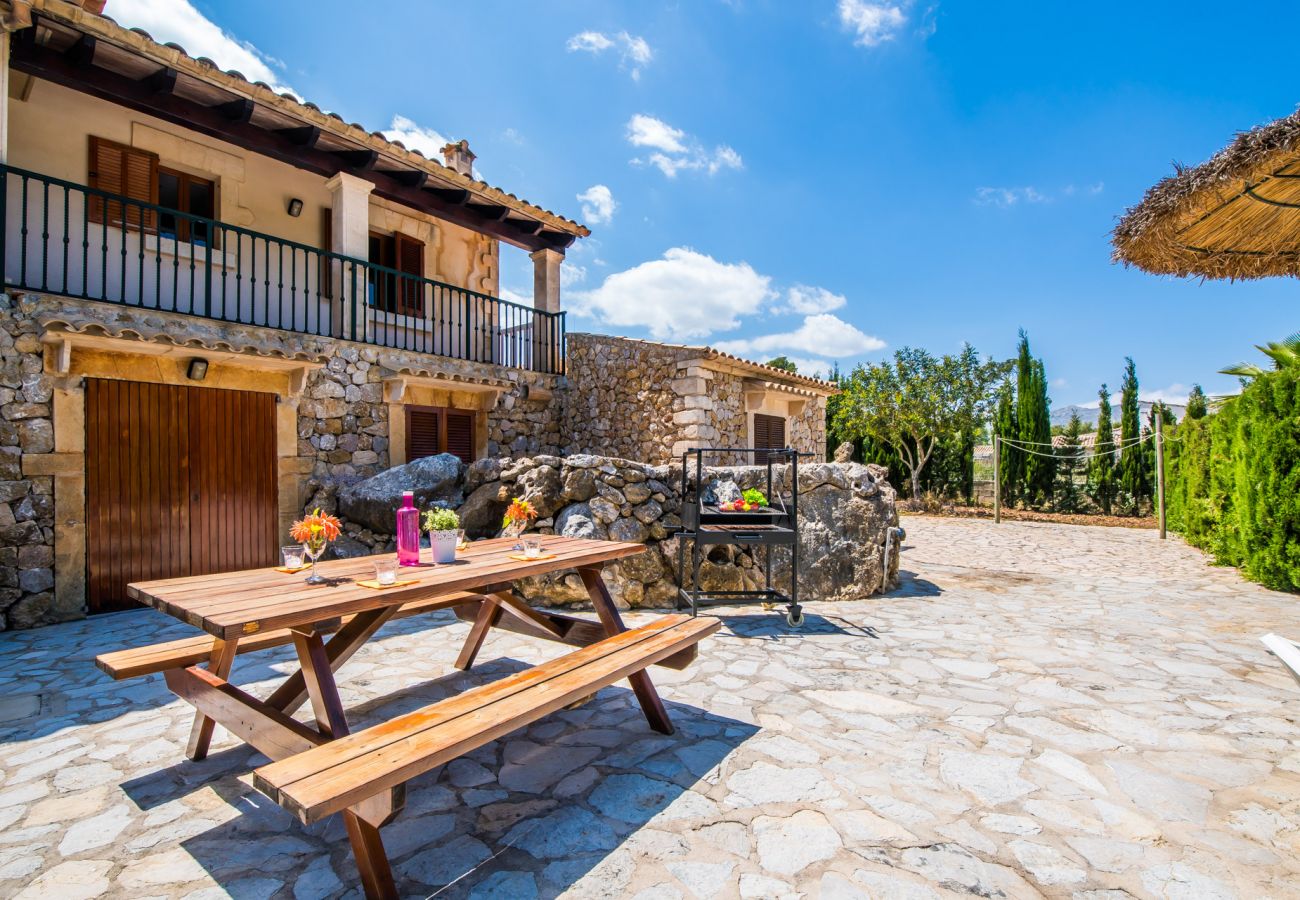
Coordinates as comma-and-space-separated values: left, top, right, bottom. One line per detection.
302, 539, 328, 584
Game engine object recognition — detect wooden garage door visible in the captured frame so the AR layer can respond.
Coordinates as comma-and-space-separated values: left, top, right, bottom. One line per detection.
85, 379, 278, 614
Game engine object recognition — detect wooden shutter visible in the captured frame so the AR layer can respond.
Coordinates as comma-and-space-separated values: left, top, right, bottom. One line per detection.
395, 233, 425, 316
445, 411, 475, 464
407, 407, 441, 461
754, 413, 786, 465
88, 136, 158, 232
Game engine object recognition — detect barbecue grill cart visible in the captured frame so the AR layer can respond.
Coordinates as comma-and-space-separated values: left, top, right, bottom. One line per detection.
674, 447, 805, 627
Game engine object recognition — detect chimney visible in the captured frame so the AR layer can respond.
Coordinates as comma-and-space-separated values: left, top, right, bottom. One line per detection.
440, 140, 476, 178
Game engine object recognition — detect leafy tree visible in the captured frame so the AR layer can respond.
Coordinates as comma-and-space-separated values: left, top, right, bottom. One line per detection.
766, 356, 798, 374
1117, 357, 1148, 512
1054, 413, 1084, 513
1089, 385, 1116, 513
833, 345, 1008, 501
1026, 358, 1055, 506
1185, 384, 1208, 420
994, 382, 1018, 506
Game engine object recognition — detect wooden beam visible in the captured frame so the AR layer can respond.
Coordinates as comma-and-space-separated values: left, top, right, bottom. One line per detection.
467, 203, 510, 221
10, 39, 577, 252
65, 34, 96, 68
144, 66, 177, 95
218, 97, 255, 124
278, 125, 321, 148
333, 149, 378, 171
511, 219, 546, 237
391, 170, 428, 189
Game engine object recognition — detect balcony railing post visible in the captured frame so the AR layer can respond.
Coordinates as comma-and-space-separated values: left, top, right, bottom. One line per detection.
204, 235, 212, 317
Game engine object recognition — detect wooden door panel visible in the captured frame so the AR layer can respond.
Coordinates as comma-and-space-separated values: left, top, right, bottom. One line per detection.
85, 379, 277, 614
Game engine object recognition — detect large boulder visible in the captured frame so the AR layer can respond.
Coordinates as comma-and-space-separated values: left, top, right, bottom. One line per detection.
339, 453, 464, 533
516, 464, 564, 518
459, 481, 510, 539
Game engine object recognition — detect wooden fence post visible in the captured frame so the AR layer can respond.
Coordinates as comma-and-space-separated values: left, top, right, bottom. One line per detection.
993, 434, 1001, 524
1155, 415, 1166, 540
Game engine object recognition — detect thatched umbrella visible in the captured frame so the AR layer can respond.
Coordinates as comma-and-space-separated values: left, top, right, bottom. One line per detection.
1113, 106, 1300, 280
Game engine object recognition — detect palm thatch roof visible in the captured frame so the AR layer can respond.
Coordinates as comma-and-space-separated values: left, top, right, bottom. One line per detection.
1112, 106, 1300, 280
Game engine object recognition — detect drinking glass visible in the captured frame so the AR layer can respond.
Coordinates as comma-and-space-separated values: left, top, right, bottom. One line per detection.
522, 536, 543, 559
457, 529, 468, 550
373, 559, 398, 586
281, 545, 305, 570
302, 540, 327, 584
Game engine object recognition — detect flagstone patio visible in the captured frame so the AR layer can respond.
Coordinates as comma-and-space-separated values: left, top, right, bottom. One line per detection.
1, 516, 1298, 899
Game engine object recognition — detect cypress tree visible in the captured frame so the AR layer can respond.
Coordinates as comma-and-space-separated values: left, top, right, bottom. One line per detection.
1186, 384, 1208, 420
1014, 331, 1034, 504
1028, 358, 1055, 505
995, 382, 1019, 506
1090, 385, 1115, 513
1118, 357, 1147, 512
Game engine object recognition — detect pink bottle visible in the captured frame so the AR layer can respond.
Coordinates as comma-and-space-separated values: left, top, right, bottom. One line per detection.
396, 491, 421, 566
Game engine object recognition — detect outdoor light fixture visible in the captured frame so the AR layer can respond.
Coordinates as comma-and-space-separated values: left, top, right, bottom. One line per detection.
187, 358, 209, 381
286, 197, 303, 217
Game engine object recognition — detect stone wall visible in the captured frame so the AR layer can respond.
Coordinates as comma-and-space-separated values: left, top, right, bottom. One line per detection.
562, 333, 690, 463
0, 295, 57, 629
326, 452, 901, 610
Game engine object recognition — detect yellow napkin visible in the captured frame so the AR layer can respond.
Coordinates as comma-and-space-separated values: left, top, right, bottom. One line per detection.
357, 578, 419, 590
275, 565, 309, 574
508, 552, 557, 562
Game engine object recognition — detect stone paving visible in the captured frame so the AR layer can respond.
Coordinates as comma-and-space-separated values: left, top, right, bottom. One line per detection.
2, 516, 1299, 899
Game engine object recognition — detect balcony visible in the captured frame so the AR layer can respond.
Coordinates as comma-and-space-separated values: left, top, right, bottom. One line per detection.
0, 165, 565, 375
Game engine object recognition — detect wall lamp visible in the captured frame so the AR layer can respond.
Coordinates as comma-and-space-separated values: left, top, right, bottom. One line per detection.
187, 358, 209, 381
286, 197, 304, 217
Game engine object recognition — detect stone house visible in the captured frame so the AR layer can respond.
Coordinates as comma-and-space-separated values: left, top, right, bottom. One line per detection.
0, 1, 835, 630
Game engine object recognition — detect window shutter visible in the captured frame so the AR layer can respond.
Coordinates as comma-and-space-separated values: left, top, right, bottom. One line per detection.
754, 413, 786, 465
406, 408, 441, 461
395, 233, 425, 316
445, 411, 475, 464
88, 136, 157, 231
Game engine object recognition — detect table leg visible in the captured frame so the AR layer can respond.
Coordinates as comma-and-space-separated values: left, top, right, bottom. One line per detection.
291, 628, 350, 739
266, 606, 398, 716
456, 598, 502, 671
343, 812, 397, 900
186, 636, 240, 761
577, 565, 674, 735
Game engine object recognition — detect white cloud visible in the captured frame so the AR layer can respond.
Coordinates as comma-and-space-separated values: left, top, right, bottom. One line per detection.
714, 314, 885, 359
838, 0, 908, 47
576, 184, 617, 226
782, 284, 847, 314
383, 115, 451, 159
1051, 377, 1069, 389
781, 357, 836, 378
567, 30, 653, 80
568, 247, 772, 341
561, 262, 587, 287
627, 114, 687, 154
108, 0, 295, 96
977, 183, 1105, 207
974, 186, 1048, 207
628, 115, 743, 179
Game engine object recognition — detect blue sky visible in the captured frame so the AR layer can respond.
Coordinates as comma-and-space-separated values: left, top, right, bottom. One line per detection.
112, 0, 1298, 407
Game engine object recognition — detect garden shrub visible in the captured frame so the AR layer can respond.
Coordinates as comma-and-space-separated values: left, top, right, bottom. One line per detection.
1166, 369, 1300, 591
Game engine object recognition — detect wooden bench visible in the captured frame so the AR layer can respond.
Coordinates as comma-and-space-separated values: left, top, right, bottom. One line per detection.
95, 592, 486, 680
254, 614, 718, 897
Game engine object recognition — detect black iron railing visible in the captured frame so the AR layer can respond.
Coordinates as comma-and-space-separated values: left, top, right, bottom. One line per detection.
0, 165, 565, 374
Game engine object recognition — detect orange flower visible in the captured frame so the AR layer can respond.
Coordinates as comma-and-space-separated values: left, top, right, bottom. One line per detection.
291, 508, 342, 545
502, 497, 538, 528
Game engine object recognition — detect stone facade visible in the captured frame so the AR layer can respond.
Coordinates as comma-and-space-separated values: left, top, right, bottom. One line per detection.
563, 333, 832, 466
0, 292, 560, 630
0, 296, 57, 630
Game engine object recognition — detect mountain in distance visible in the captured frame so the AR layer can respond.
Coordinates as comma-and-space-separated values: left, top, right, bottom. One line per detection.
1051, 401, 1185, 429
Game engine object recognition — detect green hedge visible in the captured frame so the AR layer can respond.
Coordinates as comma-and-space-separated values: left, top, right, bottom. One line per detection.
1166, 368, 1300, 591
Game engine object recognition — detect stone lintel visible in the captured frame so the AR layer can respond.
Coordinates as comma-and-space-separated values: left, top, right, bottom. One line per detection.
22, 451, 83, 476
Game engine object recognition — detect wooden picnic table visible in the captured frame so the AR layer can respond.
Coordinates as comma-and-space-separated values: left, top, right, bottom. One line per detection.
103, 535, 718, 898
